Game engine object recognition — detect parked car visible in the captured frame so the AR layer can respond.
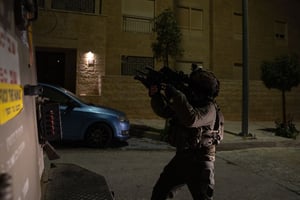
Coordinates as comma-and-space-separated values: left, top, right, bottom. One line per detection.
38, 83, 130, 147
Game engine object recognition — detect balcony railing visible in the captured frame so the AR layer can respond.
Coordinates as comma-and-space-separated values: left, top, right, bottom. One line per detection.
123, 15, 153, 33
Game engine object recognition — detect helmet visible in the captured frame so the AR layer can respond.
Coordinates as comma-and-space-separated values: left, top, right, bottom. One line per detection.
189, 67, 220, 100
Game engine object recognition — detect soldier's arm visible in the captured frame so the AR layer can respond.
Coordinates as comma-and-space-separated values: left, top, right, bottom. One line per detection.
167, 89, 216, 128
150, 93, 174, 119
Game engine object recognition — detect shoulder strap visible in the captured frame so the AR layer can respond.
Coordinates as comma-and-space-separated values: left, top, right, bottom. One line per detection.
213, 104, 220, 131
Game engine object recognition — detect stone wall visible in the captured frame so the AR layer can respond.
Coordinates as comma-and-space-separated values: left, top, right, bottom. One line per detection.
80, 76, 300, 122
33, 10, 107, 96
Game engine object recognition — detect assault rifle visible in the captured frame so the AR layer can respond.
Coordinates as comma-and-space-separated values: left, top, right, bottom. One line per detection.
134, 66, 190, 95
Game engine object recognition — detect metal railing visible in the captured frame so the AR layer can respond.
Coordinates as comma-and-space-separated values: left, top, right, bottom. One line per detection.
50, 0, 96, 13
121, 56, 154, 75
123, 15, 153, 33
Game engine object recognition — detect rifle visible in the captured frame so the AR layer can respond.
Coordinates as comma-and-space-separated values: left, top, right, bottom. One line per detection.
134, 66, 190, 95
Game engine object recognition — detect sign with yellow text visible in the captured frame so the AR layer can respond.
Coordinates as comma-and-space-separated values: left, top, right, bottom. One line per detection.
0, 83, 23, 125
0, 26, 22, 125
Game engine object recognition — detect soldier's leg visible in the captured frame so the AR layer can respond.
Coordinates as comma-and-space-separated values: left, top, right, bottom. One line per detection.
151, 156, 184, 200
186, 161, 215, 200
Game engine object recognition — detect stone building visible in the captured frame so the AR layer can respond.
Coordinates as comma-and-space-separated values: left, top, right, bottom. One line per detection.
32, 0, 300, 121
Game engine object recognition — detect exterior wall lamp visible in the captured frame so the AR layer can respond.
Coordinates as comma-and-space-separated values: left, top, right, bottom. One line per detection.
86, 51, 95, 66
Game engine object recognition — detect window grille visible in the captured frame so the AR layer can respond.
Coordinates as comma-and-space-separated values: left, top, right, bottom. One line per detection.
121, 56, 154, 75
52, 0, 95, 14
123, 15, 153, 33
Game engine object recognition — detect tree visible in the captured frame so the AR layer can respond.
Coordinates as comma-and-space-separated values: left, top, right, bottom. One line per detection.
152, 9, 183, 67
260, 54, 300, 126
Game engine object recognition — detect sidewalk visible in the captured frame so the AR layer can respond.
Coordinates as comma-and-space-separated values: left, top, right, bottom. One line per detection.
129, 119, 300, 150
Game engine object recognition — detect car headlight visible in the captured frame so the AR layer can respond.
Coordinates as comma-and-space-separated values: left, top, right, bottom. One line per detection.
119, 115, 128, 122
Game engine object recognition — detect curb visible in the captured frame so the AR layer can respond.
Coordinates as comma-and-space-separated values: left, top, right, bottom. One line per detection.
217, 140, 300, 151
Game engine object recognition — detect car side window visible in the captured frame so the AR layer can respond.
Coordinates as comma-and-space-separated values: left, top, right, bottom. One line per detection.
42, 87, 71, 106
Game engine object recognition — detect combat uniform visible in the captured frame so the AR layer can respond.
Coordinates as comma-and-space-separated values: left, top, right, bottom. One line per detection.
150, 87, 219, 200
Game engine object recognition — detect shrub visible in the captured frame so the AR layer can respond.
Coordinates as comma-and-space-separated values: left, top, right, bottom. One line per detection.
274, 119, 299, 139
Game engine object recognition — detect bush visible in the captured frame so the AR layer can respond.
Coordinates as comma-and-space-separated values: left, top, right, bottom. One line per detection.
275, 120, 299, 139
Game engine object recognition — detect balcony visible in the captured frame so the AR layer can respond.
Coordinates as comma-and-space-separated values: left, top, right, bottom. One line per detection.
123, 15, 153, 33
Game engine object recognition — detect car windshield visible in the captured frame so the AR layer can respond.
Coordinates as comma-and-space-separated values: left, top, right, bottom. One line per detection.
64, 89, 96, 105
64, 89, 84, 102
42, 85, 88, 106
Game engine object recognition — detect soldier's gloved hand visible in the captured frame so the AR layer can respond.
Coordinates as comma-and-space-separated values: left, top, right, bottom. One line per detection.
148, 85, 159, 97
163, 84, 177, 99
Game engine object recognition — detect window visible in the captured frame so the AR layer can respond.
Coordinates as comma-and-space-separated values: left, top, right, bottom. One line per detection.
52, 0, 96, 14
233, 12, 242, 36
177, 7, 189, 28
275, 20, 287, 40
42, 87, 72, 106
123, 15, 153, 33
121, 56, 154, 75
190, 8, 203, 30
177, 6, 203, 31
122, 0, 154, 33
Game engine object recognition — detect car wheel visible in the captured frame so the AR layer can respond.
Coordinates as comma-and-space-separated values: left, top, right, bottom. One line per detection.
85, 123, 113, 148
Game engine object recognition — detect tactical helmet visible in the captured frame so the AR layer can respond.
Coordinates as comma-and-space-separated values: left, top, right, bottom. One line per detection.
189, 66, 220, 99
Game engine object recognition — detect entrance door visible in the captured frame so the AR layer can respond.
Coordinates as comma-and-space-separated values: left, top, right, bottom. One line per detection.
36, 48, 76, 92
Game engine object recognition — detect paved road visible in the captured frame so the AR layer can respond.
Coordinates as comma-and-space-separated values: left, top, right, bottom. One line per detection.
45, 137, 300, 200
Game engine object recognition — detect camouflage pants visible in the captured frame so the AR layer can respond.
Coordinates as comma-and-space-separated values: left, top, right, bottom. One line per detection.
151, 151, 215, 200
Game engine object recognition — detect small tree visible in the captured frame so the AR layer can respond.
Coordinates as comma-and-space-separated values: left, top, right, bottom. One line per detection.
151, 9, 183, 141
152, 9, 183, 67
261, 54, 300, 138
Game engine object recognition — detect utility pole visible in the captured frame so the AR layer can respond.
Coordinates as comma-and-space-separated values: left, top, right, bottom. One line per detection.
242, 0, 249, 136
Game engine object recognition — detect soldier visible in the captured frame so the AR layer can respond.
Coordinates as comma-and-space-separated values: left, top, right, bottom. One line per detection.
149, 66, 224, 200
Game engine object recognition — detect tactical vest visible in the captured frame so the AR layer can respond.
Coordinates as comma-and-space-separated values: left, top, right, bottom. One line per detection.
167, 104, 224, 151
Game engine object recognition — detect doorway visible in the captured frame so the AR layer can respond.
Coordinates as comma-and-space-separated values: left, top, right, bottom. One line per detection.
35, 47, 77, 93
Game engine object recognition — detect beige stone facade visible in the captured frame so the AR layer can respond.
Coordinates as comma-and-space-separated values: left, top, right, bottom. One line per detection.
212, 0, 300, 80
32, 0, 300, 121
85, 76, 300, 121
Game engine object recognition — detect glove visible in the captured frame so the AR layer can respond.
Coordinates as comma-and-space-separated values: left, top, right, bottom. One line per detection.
148, 85, 159, 97
164, 84, 177, 99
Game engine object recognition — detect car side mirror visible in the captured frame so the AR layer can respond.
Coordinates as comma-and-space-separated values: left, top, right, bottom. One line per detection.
64, 100, 78, 114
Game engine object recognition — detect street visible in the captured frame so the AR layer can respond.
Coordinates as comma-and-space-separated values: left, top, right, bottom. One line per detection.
44, 138, 300, 200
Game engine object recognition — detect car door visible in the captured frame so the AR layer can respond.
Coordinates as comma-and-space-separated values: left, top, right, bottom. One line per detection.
41, 85, 85, 140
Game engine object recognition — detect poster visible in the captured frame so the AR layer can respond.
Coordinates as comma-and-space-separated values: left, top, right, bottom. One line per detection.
0, 26, 23, 125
